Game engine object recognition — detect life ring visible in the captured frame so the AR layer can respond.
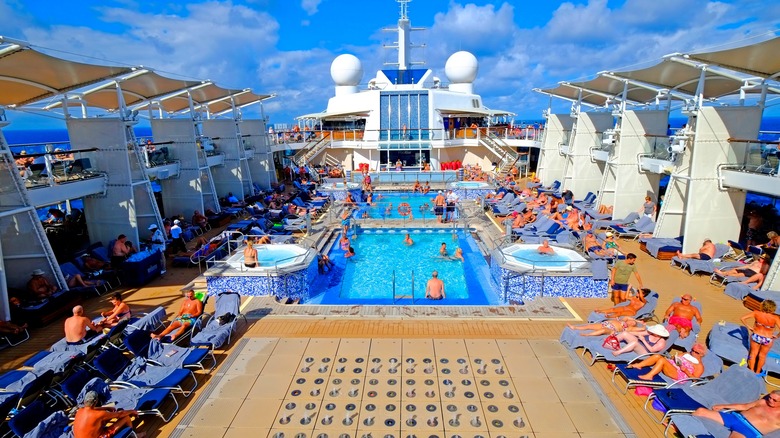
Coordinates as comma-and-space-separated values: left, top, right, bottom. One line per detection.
398, 203, 411, 216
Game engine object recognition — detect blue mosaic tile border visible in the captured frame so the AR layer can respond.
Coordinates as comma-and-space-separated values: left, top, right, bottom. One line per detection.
206, 259, 319, 301
453, 188, 493, 201
490, 260, 608, 303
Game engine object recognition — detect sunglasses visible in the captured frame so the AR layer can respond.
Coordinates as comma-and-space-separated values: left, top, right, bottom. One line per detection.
681, 297, 691, 302
692, 350, 705, 355
769, 396, 780, 403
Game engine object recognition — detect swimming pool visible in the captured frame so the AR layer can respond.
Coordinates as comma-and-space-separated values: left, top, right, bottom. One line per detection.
501, 243, 589, 272
311, 228, 498, 305
355, 192, 447, 220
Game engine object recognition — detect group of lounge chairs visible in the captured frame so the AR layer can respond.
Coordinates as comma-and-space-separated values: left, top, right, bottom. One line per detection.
560, 293, 780, 437
0, 291, 243, 437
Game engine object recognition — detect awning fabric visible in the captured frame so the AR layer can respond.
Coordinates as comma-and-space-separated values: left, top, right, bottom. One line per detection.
0, 45, 132, 106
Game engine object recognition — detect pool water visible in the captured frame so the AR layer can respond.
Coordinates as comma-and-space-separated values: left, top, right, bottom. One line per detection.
508, 248, 573, 269
254, 246, 304, 265
357, 192, 448, 220
312, 229, 497, 305
450, 181, 491, 189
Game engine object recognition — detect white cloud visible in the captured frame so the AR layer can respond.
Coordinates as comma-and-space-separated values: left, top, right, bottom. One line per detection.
301, 0, 322, 16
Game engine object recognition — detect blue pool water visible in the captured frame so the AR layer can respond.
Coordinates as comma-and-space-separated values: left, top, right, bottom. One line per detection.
356, 192, 446, 220
310, 228, 498, 305
509, 248, 572, 269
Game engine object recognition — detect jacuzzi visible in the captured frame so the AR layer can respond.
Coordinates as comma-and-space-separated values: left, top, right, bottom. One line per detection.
448, 181, 492, 189
223, 244, 310, 271
501, 244, 588, 272
448, 180, 495, 200
318, 182, 362, 201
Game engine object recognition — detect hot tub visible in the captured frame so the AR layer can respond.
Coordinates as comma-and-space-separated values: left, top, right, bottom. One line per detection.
448, 180, 495, 200
318, 182, 362, 201
501, 244, 588, 272
448, 181, 492, 190
223, 244, 310, 271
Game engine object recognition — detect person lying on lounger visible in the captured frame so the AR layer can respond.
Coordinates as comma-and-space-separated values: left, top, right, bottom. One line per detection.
611, 324, 669, 357
675, 239, 716, 260
594, 288, 651, 318
627, 344, 706, 380
566, 317, 643, 336
715, 254, 770, 290
694, 390, 780, 438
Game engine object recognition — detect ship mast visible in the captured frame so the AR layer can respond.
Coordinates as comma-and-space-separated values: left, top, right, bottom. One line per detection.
383, 0, 426, 71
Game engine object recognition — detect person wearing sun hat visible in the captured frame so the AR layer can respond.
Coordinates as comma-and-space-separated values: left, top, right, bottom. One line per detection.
611, 323, 669, 357
26, 268, 57, 299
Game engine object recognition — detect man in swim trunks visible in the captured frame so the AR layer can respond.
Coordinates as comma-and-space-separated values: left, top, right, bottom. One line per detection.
73, 391, 141, 438
65, 305, 99, 345
151, 289, 203, 341
609, 253, 643, 305
662, 294, 703, 339
694, 390, 780, 438
675, 238, 716, 260
426, 271, 445, 300
715, 254, 770, 289
433, 191, 446, 223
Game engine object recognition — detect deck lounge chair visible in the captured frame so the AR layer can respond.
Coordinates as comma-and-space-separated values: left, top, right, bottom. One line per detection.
581, 329, 679, 366
59, 369, 178, 423
190, 291, 245, 351
670, 244, 734, 274
124, 330, 215, 372
537, 180, 561, 195
586, 290, 660, 323
591, 212, 640, 231
93, 347, 197, 397
611, 350, 723, 394
609, 216, 655, 239
665, 297, 704, 352
706, 321, 780, 387
0, 369, 55, 411
643, 365, 763, 424
639, 236, 683, 260
125, 306, 167, 334
573, 192, 597, 210
7, 399, 59, 438
559, 318, 647, 350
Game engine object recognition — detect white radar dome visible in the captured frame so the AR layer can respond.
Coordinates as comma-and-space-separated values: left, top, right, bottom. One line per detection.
330, 54, 363, 86
445, 51, 478, 84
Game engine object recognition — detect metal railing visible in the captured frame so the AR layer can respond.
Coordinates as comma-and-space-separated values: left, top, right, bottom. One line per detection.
13, 148, 107, 190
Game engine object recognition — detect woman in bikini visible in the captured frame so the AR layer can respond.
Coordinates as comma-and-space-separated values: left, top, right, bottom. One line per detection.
741, 299, 780, 373
566, 317, 643, 337
243, 240, 258, 268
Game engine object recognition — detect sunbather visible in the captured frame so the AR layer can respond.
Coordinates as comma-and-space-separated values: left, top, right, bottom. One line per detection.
583, 232, 608, 256
715, 254, 770, 289
740, 300, 780, 374
662, 294, 703, 339
566, 317, 642, 336
73, 391, 142, 438
627, 344, 706, 380
611, 324, 669, 357
96, 293, 131, 329
151, 289, 203, 341
693, 391, 780, 438
675, 239, 716, 260
594, 288, 651, 318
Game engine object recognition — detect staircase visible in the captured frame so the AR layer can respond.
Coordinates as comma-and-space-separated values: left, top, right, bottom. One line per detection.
292, 132, 332, 166
479, 134, 520, 176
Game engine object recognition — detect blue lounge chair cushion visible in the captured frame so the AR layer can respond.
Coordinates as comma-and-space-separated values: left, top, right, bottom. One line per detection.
614, 364, 667, 385
24, 410, 69, 438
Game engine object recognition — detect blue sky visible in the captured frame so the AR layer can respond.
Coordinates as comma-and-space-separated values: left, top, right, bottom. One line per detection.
1, 0, 780, 131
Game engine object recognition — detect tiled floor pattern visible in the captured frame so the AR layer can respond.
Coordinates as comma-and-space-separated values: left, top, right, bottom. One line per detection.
243, 296, 577, 320
172, 337, 630, 438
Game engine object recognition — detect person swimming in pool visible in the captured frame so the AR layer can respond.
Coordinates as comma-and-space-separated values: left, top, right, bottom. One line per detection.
439, 242, 450, 258
426, 271, 445, 300
454, 247, 464, 262
404, 233, 414, 246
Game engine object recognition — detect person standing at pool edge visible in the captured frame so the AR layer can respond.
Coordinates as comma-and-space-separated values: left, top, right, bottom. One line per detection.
426, 271, 445, 300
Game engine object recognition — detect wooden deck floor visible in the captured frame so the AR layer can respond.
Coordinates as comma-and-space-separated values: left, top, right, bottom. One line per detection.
0, 232, 767, 437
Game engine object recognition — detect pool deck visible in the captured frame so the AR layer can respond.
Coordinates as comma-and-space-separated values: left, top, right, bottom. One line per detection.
0, 195, 773, 437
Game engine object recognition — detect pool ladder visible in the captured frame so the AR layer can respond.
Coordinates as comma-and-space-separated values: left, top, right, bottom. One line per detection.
392, 270, 415, 303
